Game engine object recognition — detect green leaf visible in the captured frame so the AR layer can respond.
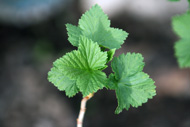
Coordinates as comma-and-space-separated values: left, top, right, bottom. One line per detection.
66, 4, 128, 49
79, 4, 110, 35
108, 53, 156, 114
175, 40, 190, 68
172, 12, 190, 39
97, 28, 128, 49
48, 67, 78, 97
107, 48, 116, 63
76, 70, 107, 96
111, 53, 144, 80
49, 36, 108, 97
61, 36, 108, 78
172, 12, 190, 68
66, 24, 82, 47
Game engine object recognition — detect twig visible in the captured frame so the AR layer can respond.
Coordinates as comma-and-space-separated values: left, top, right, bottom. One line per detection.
77, 93, 94, 127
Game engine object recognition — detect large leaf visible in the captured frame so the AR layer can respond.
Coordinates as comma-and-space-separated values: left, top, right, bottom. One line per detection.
66, 4, 128, 49
48, 36, 108, 97
172, 12, 190, 68
108, 53, 156, 114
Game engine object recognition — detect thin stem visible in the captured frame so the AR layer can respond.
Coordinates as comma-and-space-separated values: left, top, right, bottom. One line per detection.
77, 93, 94, 127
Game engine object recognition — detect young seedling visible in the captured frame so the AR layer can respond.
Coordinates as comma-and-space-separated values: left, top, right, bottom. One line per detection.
48, 4, 156, 127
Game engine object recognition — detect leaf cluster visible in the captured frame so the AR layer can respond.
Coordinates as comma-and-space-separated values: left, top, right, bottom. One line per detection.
48, 4, 156, 114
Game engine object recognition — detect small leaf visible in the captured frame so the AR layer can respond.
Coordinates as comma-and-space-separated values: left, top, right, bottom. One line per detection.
108, 53, 156, 114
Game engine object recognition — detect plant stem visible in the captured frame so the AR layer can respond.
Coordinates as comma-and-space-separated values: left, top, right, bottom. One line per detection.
77, 93, 94, 127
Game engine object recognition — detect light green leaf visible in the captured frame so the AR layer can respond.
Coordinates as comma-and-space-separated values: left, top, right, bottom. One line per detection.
50, 36, 108, 97
66, 24, 82, 47
108, 53, 156, 114
48, 67, 78, 97
79, 4, 110, 35
175, 40, 190, 68
172, 12, 190, 68
172, 12, 190, 39
107, 48, 116, 63
93, 28, 128, 49
66, 4, 128, 49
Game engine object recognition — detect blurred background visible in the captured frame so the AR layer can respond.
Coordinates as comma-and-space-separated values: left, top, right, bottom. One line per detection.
0, 0, 190, 127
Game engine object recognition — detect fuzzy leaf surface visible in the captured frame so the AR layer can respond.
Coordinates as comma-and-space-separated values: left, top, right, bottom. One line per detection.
50, 36, 107, 97
66, 4, 128, 49
172, 12, 190, 68
108, 53, 156, 114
